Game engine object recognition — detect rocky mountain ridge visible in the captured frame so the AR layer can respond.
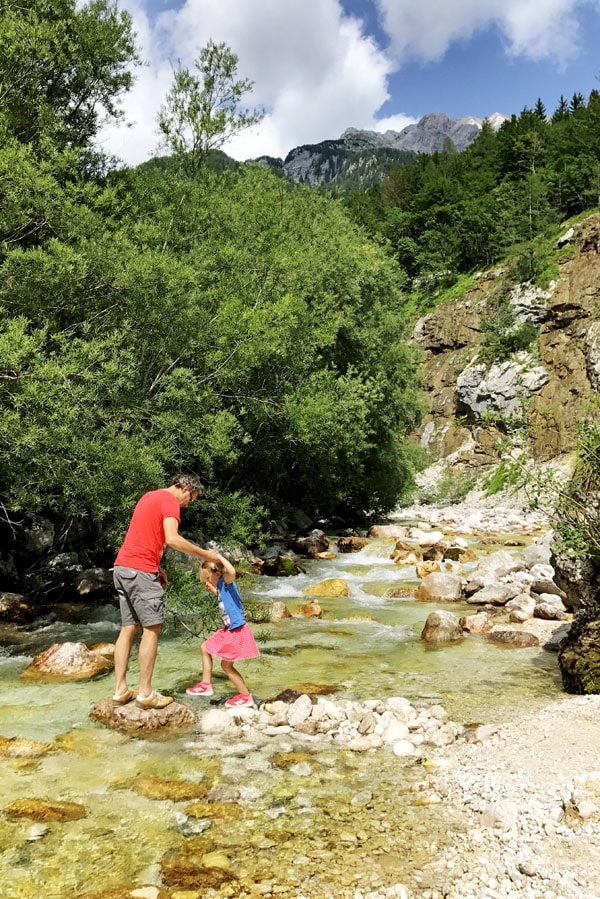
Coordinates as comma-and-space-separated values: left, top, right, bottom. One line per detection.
255, 111, 508, 190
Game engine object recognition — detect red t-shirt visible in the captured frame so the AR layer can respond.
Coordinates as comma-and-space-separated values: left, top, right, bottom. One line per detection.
114, 489, 181, 572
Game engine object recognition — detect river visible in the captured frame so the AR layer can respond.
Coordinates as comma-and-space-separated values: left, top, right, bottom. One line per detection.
0, 525, 564, 898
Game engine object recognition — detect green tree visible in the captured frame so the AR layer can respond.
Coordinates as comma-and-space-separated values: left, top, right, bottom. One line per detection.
0, 0, 138, 167
157, 40, 263, 177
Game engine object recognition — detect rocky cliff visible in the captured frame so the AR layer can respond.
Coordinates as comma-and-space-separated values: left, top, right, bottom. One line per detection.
413, 214, 600, 471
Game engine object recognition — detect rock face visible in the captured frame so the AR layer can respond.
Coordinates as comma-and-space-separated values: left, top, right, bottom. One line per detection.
255, 112, 506, 190
413, 215, 600, 465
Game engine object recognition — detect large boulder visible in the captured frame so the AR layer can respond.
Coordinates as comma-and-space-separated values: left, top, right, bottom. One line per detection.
0, 592, 38, 623
558, 605, 600, 693
89, 697, 196, 733
415, 572, 462, 602
421, 610, 463, 643
20, 642, 112, 681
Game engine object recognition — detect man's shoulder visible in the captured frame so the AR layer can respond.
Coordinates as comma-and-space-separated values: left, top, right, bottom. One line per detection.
137, 489, 180, 514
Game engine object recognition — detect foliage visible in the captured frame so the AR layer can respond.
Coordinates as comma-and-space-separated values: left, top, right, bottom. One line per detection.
485, 456, 526, 496
157, 40, 263, 177
551, 420, 600, 562
345, 94, 600, 315
0, 0, 138, 169
419, 468, 479, 506
479, 298, 539, 364
0, 23, 424, 575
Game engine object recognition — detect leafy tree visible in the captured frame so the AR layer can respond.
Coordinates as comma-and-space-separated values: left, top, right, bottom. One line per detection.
0, 0, 138, 167
157, 40, 263, 177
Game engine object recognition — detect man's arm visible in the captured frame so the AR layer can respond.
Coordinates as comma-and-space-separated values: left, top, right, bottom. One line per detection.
163, 518, 221, 563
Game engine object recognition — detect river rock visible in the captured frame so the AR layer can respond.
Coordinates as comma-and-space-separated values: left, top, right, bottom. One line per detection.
302, 578, 349, 597
415, 572, 462, 602
269, 600, 292, 621
0, 736, 56, 759
416, 560, 441, 578
75, 568, 113, 595
488, 630, 540, 647
6, 798, 86, 822
506, 593, 536, 622
421, 610, 463, 643
0, 592, 39, 623
21, 642, 112, 681
89, 697, 196, 733
289, 529, 329, 557
298, 599, 323, 617
466, 583, 517, 605
337, 535, 367, 553
459, 610, 496, 634
534, 593, 568, 619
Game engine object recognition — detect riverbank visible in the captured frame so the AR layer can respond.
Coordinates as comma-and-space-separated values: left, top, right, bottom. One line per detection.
377, 484, 600, 899
419, 694, 600, 899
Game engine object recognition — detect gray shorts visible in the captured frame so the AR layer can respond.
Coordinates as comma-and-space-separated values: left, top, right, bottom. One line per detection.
113, 566, 165, 627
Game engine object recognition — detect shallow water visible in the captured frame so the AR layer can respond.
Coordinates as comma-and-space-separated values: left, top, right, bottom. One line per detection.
0, 531, 564, 898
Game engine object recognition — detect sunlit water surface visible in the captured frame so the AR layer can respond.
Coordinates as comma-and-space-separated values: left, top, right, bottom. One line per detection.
0, 532, 563, 898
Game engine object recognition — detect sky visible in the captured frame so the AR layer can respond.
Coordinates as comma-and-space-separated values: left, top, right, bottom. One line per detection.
98, 0, 600, 167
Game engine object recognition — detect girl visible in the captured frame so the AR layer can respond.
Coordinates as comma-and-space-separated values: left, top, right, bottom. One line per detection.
186, 553, 259, 707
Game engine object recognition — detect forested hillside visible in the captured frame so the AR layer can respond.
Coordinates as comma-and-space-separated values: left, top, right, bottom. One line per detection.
0, 1, 423, 591
346, 93, 600, 308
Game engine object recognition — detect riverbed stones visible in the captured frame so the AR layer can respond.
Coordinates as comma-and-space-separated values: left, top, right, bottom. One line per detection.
0, 592, 38, 623
488, 629, 540, 647
133, 776, 210, 801
302, 578, 349, 597
269, 599, 292, 621
21, 641, 112, 681
415, 571, 462, 602
89, 697, 196, 732
6, 798, 86, 822
0, 735, 56, 758
421, 610, 463, 643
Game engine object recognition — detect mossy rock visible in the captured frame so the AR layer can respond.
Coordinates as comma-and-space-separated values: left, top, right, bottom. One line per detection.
558, 614, 600, 693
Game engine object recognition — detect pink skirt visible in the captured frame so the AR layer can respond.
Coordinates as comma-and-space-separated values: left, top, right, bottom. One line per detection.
203, 624, 260, 661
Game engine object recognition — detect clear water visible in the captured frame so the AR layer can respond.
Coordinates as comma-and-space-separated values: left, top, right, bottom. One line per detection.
0, 532, 563, 898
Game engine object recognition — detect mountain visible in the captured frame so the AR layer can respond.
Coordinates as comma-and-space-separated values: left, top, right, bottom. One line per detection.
254, 111, 508, 191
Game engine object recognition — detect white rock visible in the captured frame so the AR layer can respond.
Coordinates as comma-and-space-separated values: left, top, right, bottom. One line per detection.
392, 740, 417, 758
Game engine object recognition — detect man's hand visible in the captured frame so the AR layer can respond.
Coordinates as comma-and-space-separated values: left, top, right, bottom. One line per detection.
158, 567, 168, 587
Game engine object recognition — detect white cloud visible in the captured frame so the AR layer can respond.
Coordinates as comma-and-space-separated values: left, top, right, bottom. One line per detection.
374, 0, 586, 65
98, 0, 409, 166
98, 0, 594, 168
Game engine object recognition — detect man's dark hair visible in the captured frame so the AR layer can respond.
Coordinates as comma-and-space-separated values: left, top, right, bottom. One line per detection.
171, 473, 202, 493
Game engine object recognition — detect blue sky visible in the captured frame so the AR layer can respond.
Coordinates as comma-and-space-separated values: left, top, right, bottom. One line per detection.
99, 0, 600, 165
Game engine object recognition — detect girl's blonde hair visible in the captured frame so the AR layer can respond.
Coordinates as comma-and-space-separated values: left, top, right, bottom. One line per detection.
199, 560, 224, 579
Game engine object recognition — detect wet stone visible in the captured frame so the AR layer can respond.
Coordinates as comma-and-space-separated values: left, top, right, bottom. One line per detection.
6, 798, 87, 822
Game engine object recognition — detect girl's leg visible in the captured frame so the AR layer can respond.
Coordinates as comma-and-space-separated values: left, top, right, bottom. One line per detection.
201, 643, 214, 684
221, 659, 249, 694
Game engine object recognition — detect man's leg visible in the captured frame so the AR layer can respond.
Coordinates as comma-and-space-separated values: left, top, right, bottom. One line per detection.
113, 624, 139, 697
137, 623, 161, 698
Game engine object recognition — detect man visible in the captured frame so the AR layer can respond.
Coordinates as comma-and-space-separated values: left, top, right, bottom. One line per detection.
111, 473, 220, 709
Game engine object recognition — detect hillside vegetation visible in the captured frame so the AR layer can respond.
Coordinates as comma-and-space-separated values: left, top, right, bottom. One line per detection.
346, 93, 600, 311
0, 1, 423, 589
3, 0, 600, 593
